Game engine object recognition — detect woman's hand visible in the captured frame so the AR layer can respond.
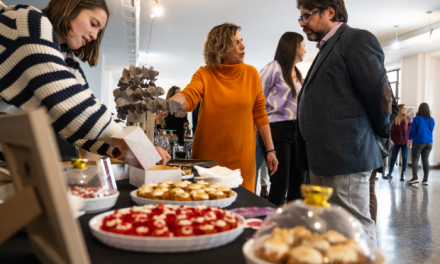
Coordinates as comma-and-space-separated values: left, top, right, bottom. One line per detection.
155, 147, 171, 165
267, 152, 279, 176
183, 122, 189, 129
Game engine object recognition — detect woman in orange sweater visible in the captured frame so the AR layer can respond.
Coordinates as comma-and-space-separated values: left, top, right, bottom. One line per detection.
169, 23, 278, 192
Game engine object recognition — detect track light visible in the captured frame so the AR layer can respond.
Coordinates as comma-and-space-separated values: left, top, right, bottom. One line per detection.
393, 26, 399, 49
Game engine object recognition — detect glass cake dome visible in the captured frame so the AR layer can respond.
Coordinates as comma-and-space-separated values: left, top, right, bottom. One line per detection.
65, 158, 117, 198
251, 185, 377, 264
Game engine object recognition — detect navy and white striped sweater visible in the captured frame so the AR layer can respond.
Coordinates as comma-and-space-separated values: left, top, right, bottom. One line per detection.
0, 4, 125, 161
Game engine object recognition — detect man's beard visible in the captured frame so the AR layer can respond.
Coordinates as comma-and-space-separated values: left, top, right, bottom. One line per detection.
305, 28, 324, 42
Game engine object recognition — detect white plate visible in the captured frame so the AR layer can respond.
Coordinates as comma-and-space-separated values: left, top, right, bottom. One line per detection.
242, 239, 386, 264
130, 190, 237, 208
81, 191, 120, 214
182, 173, 194, 180
89, 207, 245, 252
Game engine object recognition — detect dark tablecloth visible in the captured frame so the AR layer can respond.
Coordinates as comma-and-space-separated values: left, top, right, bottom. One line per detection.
0, 180, 276, 264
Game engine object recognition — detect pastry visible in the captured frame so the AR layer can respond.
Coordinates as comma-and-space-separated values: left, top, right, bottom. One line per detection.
152, 188, 167, 200
292, 226, 312, 246
196, 180, 210, 187
188, 184, 202, 192
176, 192, 192, 201
175, 181, 189, 192
301, 234, 330, 254
219, 186, 232, 197
326, 245, 360, 264
136, 184, 154, 199
209, 190, 226, 200
162, 180, 175, 189
146, 182, 158, 190
323, 230, 348, 245
212, 219, 230, 232
272, 228, 295, 246
101, 204, 240, 237
286, 246, 323, 264
196, 224, 217, 235
170, 187, 185, 200
224, 213, 238, 229
260, 238, 290, 263
192, 190, 209, 201
134, 226, 150, 236
182, 167, 192, 176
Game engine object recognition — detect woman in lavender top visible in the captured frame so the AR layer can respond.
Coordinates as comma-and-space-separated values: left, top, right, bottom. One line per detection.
258, 32, 307, 206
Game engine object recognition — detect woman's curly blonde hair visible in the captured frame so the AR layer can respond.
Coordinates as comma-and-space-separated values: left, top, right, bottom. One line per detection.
203, 23, 241, 68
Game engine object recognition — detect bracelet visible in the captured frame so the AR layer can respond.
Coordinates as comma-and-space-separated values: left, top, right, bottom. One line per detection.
267, 149, 276, 155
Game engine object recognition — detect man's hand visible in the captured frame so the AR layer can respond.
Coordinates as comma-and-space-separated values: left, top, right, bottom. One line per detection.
183, 122, 189, 129
267, 152, 279, 176
155, 147, 171, 165
407, 140, 411, 149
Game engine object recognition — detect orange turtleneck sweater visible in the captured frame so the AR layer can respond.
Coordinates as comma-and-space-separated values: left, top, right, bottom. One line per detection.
181, 63, 269, 192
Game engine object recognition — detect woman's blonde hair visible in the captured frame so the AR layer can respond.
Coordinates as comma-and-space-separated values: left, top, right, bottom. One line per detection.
203, 23, 241, 68
395, 104, 408, 125
42, 0, 109, 67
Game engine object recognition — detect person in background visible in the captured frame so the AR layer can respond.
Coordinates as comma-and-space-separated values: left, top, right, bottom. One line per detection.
192, 101, 201, 135
258, 32, 307, 206
295, 0, 393, 244
0, 0, 170, 163
384, 104, 412, 181
168, 23, 279, 192
255, 132, 269, 199
407, 103, 435, 185
165, 86, 189, 145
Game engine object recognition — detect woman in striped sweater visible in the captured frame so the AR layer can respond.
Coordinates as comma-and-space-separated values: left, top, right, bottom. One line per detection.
0, 0, 170, 163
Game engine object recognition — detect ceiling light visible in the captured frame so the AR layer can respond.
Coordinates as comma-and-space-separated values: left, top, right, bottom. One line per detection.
426, 11, 433, 41
151, 14, 155, 18
393, 26, 399, 49
153, 6, 163, 16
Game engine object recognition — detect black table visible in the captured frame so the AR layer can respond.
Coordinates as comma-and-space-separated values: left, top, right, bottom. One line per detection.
0, 180, 276, 264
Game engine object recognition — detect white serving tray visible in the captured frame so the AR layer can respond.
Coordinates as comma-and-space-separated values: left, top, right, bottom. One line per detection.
182, 173, 194, 180
82, 191, 119, 214
242, 239, 386, 264
89, 207, 245, 252
130, 190, 237, 208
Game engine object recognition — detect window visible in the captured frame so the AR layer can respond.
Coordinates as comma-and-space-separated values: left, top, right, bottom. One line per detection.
387, 69, 400, 103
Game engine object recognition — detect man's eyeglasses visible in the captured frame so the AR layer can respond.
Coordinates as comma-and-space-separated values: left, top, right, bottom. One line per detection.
298, 9, 321, 25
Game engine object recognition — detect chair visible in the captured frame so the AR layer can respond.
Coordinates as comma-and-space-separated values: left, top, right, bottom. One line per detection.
0, 108, 90, 264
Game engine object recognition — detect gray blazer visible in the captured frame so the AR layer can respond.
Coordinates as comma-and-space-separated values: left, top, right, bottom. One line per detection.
296, 23, 393, 176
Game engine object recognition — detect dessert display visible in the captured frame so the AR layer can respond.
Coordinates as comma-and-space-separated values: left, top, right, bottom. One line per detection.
69, 186, 113, 199
65, 158, 119, 213
136, 180, 233, 201
100, 204, 240, 237
257, 227, 367, 264
243, 185, 383, 264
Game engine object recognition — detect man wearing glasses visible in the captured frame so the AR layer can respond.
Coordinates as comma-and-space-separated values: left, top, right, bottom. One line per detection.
295, 0, 394, 246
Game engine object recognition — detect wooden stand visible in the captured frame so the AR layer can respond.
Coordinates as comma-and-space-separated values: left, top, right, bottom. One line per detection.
0, 108, 90, 264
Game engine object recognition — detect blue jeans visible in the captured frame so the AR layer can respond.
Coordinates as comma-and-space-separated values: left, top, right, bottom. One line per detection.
389, 144, 409, 174
255, 138, 265, 190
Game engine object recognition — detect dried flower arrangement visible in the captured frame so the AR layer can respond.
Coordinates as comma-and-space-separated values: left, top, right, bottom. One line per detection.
114, 65, 166, 122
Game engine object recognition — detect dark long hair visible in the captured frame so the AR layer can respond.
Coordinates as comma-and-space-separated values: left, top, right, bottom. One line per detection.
416, 103, 431, 119
274, 32, 304, 98
166, 86, 181, 100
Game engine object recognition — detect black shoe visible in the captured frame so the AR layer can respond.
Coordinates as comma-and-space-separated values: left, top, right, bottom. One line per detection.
400, 172, 406, 181
383, 173, 393, 180
422, 181, 428, 186
407, 178, 419, 184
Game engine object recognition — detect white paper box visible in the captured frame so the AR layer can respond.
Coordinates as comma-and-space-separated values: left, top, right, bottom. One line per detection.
111, 126, 161, 170
129, 165, 181, 187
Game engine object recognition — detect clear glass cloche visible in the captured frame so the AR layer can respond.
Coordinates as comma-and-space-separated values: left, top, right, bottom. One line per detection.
252, 185, 377, 264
